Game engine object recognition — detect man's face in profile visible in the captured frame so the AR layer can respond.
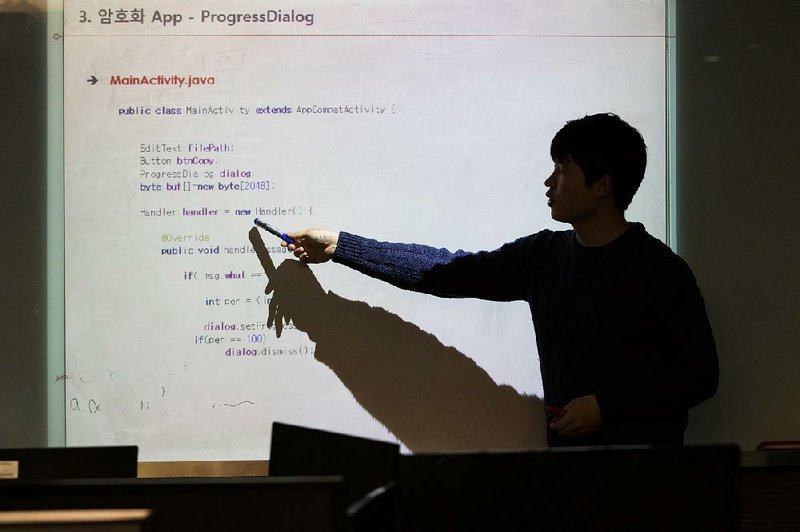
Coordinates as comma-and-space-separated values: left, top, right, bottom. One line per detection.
544, 157, 602, 225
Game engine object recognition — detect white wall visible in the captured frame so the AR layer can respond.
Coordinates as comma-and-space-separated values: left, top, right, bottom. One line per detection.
679, 0, 800, 449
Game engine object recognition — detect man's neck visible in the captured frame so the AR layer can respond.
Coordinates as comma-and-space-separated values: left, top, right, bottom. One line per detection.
573, 214, 631, 247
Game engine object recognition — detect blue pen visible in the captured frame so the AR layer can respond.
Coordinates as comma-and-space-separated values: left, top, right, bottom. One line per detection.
253, 218, 295, 244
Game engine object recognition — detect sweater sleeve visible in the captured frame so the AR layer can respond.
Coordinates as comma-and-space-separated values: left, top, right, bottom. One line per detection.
332, 230, 550, 301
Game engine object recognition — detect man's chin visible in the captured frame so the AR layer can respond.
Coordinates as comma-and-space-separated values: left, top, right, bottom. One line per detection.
549, 209, 568, 223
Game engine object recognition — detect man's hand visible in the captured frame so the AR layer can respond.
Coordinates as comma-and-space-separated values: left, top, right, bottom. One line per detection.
550, 394, 603, 438
284, 229, 339, 264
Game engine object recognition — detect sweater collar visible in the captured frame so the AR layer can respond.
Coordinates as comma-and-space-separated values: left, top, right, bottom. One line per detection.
570, 222, 645, 253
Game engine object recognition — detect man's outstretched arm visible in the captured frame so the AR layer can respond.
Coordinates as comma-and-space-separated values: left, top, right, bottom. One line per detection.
282, 228, 551, 302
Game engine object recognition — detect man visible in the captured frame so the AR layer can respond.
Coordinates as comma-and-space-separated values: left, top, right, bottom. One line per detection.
280, 113, 719, 447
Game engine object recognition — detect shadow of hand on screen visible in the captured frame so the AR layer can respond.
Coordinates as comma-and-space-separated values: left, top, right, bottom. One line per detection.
262, 250, 327, 340
249, 228, 545, 452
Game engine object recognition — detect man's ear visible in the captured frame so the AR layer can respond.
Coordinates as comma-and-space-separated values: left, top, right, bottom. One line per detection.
591, 174, 613, 199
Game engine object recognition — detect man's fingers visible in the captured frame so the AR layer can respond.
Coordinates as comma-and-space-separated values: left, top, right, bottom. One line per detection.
553, 419, 580, 437
551, 410, 583, 437
274, 306, 284, 338
267, 298, 277, 329
550, 395, 602, 438
550, 415, 570, 433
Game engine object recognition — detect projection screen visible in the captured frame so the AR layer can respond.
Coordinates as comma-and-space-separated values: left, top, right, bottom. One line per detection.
57, 0, 672, 460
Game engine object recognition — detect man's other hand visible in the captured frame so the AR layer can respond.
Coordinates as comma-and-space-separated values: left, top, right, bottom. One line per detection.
550, 394, 603, 438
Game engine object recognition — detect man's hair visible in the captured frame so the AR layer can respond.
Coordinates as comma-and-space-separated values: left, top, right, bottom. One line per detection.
550, 113, 647, 211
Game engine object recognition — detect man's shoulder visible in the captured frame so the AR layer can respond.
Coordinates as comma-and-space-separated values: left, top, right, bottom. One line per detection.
625, 225, 695, 281
506, 228, 574, 256
522, 227, 574, 246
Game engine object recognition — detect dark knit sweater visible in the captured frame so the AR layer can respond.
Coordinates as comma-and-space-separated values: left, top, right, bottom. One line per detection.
332, 223, 719, 447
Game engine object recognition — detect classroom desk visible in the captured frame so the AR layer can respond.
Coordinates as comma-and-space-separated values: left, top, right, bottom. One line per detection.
741, 451, 800, 531
0, 476, 345, 532
3, 448, 799, 531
